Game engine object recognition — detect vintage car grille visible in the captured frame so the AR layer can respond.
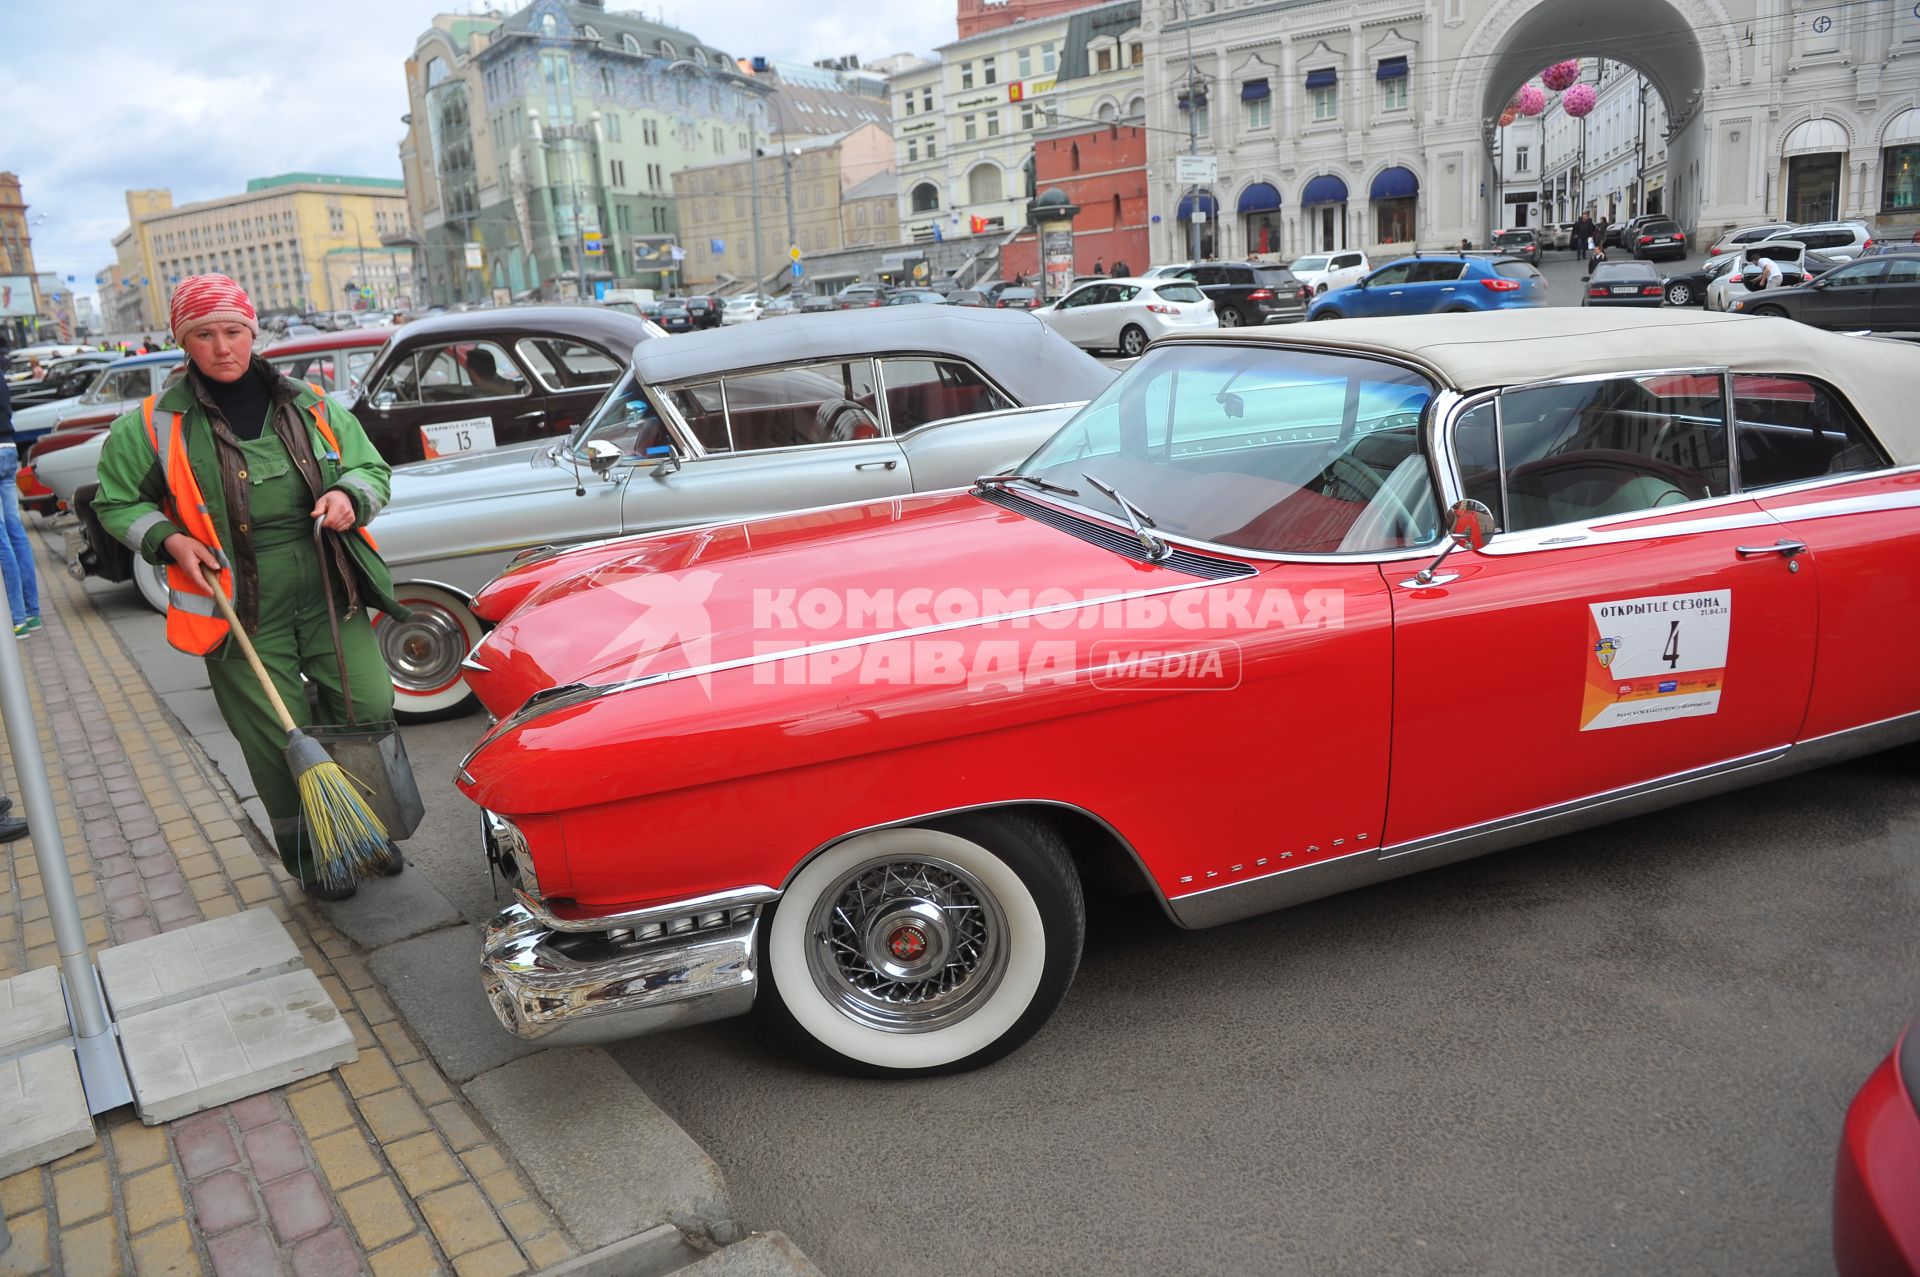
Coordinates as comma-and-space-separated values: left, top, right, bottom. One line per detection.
606, 905, 759, 948
976, 487, 1255, 579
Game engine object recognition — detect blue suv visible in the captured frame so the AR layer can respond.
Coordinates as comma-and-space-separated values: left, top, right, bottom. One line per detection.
1306, 255, 1546, 320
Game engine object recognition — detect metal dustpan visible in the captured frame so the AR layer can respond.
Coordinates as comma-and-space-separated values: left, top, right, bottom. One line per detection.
306, 521, 424, 840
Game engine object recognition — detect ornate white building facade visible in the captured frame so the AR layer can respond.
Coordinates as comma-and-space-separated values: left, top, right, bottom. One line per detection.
1139, 0, 1920, 264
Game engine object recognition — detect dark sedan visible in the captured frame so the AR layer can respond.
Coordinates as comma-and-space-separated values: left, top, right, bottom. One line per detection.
1731, 255, 1920, 330
885, 289, 948, 306
683, 296, 723, 329
1632, 219, 1689, 261
345, 306, 658, 463
994, 287, 1042, 310
1660, 255, 1738, 307
947, 290, 989, 307
657, 303, 696, 333
1491, 228, 1542, 265
1583, 260, 1665, 306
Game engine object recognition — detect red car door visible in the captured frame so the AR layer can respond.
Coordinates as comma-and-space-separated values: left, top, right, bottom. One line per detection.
1383, 373, 1820, 850
1735, 373, 1920, 740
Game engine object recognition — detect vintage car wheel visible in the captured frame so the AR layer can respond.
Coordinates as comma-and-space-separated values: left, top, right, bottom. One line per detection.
1665, 281, 1693, 306
763, 815, 1084, 1077
1118, 325, 1149, 357
133, 556, 170, 615
375, 584, 483, 722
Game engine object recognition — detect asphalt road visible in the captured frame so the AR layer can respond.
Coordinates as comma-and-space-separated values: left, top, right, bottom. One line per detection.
381, 693, 1919, 1277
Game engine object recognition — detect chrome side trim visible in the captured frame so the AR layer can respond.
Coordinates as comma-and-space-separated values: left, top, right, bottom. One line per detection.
480, 902, 758, 1045
1168, 710, 1920, 929
513, 884, 781, 934
791, 797, 1181, 926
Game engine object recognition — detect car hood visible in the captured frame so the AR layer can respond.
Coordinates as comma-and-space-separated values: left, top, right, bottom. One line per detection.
462, 489, 1210, 718
10, 395, 89, 434
35, 432, 108, 502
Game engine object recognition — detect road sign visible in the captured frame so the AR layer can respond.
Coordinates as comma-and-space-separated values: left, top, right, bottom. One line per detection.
463, 242, 484, 269
1174, 154, 1218, 186
789, 245, 803, 261
583, 230, 605, 257
359, 286, 374, 300
791, 261, 804, 277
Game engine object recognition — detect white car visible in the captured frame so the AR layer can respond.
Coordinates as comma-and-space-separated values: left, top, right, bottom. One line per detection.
1758, 221, 1873, 261
720, 296, 764, 325
1704, 240, 1808, 312
1036, 276, 1218, 357
1287, 251, 1371, 296
1707, 222, 1794, 257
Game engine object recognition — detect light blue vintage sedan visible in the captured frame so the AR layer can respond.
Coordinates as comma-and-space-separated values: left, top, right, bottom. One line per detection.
370, 307, 1117, 718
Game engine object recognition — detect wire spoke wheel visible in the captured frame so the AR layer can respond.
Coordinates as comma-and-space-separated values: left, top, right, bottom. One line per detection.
806, 856, 1009, 1034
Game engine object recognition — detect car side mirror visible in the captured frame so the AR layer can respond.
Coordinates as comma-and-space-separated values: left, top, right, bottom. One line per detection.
1404, 499, 1495, 588
647, 443, 682, 477
586, 439, 623, 477
371, 389, 396, 411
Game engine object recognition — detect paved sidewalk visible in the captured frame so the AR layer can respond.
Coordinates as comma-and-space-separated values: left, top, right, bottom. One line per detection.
0, 551, 581, 1275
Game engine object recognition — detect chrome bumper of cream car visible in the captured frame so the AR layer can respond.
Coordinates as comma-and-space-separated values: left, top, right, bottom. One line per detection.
479, 896, 768, 1045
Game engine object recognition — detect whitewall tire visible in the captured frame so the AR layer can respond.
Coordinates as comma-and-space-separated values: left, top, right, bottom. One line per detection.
763, 814, 1083, 1077
133, 556, 170, 615
374, 583, 484, 722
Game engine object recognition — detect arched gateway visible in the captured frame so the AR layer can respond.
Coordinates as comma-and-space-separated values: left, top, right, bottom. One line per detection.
1140, 0, 1920, 262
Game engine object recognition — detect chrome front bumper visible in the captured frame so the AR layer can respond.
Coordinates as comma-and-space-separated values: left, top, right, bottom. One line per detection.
479, 897, 768, 1046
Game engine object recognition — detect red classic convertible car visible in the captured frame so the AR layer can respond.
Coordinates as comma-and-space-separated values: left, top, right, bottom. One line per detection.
1835, 1009, 1920, 1275
455, 309, 1920, 1077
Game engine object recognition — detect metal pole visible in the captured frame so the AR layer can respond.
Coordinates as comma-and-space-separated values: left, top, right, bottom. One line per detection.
1181, 0, 1202, 263
0, 608, 108, 1040
565, 132, 588, 300
749, 109, 765, 297
780, 143, 798, 281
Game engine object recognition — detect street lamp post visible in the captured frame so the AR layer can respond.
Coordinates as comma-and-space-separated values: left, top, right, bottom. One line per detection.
1177, 0, 1207, 264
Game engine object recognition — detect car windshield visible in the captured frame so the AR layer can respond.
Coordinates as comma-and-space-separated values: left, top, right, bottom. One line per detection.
1290, 256, 1331, 273
567, 371, 672, 459
1017, 344, 1440, 555
1495, 231, 1533, 245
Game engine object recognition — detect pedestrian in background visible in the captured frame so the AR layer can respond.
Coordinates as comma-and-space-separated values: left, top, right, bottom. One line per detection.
1092, 258, 1106, 276
1110, 258, 1131, 278
92, 275, 406, 900
0, 373, 42, 639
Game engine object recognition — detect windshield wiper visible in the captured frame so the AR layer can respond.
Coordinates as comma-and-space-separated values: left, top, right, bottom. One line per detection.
1081, 473, 1170, 561
975, 472, 1080, 497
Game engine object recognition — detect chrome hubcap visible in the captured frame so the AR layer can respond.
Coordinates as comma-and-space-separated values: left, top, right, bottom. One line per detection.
378, 605, 468, 692
807, 857, 1007, 1033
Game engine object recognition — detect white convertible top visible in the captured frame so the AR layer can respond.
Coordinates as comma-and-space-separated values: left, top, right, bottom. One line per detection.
1166, 310, 1920, 466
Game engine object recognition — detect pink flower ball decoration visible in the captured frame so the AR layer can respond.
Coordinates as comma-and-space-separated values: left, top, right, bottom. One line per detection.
1562, 82, 1597, 118
1518, 84, 1547, 116
1499, 107, 1517, 128
1541, 59, 1581, 92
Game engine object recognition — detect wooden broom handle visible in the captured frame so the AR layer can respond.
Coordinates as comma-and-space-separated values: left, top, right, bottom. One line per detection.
206, 585, 300, 735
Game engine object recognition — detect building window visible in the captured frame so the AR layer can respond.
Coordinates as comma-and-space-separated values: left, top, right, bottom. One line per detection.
1018, 47, 1032, 78
643, 118, 658, 146
1311, 86, 1337, 122
961, 62, 974, 91
926, 140, 936, 160
921, 87, 933, 113
1042, 44, 1056, 73
904, 93, 915, 116
1243, 79, 1272, 130
964, 115, 977, 142
1096, 47, 1112, 73
1130, 42, 1143, 66
1194, 101, 1210, 135
908, 139, 919, 161
983, 56, 997, 85
611, 159, 626, 187
1883, 142, 1920, 213
1515, 146, 1531, 173
1786, 152, 1842, 222
1021, 105, 1037, 131
623, 33, 641, 55
986, 110, 1000, 137
1382, 76, 1408, 111
605, 112, 621, 141
659, 40, 675, 58
911, 182, 940, 213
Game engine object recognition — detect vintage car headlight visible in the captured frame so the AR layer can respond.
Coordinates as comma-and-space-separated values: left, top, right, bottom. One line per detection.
482, 809, 540, 899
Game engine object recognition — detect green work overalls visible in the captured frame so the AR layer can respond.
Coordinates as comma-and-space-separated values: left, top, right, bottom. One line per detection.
201, 429, 394, 885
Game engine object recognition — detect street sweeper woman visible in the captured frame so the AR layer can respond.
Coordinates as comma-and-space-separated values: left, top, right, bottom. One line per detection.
92, 275, 408, 900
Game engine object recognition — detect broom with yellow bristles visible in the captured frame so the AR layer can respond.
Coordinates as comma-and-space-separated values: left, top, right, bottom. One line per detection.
208, 588, 394, 891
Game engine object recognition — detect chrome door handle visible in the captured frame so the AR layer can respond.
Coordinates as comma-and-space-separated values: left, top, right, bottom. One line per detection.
1735, 538, 1807, 558
855, 460, 898, 471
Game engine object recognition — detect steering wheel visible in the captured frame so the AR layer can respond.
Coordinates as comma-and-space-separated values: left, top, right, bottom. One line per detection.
1505, 448, 1708, 517
1322, 451, 1419, 541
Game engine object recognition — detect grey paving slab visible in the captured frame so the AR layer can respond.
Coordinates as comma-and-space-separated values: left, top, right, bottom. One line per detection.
97, 908, 303, 1019
118, 968, 357, 1125
159, 688, 230, 742
678, 1235, 825, 1277
115, 617, 209, 695
366, 925, 540, 1083
318, 862, 462, 950
463, 1047, 738, 1250
0, 1048, 96, 1177
0, 966, 72, 1058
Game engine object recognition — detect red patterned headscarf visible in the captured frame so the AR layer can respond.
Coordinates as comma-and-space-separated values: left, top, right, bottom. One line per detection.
168, 274, 258, 341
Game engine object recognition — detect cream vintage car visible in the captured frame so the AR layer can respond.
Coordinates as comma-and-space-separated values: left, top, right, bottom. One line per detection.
368, 306, 1116, 718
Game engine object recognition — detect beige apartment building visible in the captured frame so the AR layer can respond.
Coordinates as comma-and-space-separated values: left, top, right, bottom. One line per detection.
674, 121, 893, 289
105, 175, 413, 327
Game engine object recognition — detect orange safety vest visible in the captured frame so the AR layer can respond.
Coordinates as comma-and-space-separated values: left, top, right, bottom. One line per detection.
140, 391, 378, 655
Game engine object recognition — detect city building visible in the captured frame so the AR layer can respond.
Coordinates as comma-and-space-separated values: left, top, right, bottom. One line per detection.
893, 0, 1145, 250
1501, 62, 1667, 232
747, 58, 893, 132
674, 122, 894, 289
0, 173, 41, 345
1000, 119, 1149, 281
399, 0, 763, 305
958, 0, 1108, 40
113, 175, 412, 323
1137, 0, 1920, 267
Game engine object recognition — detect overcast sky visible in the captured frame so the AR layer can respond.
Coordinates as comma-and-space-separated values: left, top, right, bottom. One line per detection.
1, 2, 951, 304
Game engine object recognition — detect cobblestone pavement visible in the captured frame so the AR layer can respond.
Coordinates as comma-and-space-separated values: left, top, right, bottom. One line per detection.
0, 542, 580, 1276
